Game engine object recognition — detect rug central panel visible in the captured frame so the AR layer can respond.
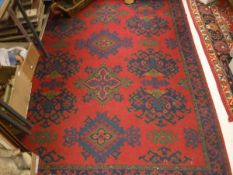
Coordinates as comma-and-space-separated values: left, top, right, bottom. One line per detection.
22, 0, 230, 173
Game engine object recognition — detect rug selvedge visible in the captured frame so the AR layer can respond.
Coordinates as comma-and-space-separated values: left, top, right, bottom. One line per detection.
187, 0, 233, 120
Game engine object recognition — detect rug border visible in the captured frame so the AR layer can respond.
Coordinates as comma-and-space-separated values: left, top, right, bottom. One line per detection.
179, 0, 232, 173
35, 0, 232, 173
186, 0, 233, 122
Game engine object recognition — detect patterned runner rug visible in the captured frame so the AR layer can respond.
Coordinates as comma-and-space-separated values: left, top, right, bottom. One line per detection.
23, 0, 231, 174
187, 0, 233, 121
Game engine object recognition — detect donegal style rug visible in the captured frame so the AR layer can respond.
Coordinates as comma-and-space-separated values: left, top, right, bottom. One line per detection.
187, 0, 233, 121
23, 0, 231, 174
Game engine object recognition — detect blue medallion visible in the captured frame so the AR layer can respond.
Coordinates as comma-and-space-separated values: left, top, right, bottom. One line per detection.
76, 30, 132, 58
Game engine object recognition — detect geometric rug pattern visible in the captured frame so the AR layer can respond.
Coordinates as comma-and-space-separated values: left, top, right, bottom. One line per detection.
187, 0, 233, 121
23, 0, 231, 174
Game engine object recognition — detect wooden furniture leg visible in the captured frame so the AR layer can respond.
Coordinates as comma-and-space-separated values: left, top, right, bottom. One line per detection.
7, 7, 31, 42
14, 0, 49, 58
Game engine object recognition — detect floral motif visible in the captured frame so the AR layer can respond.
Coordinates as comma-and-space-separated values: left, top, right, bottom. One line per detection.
189, 0, 233, 119
40, 80, 65, 89
147, 130, 178, 144
29, 90, 77, 128
174, 0, 231, 172
165, 38, 178, 49
139, 147, 192, 165
129, 88, 191, 127
178, 78, 190, 90
75, 65, 132, 104
63, 112, 140, 163
24, 0, 232, 174
35, 146, 64, 163
89, 128, 113, 146
86, 3, 128, 25
76, 30, 132, 58
213, 41, 229, 54
129, 0, 164, 11
127, 49, 178, 78
30, 131, 58, 144
126, 16, 169, 37
142, 77, 169, 88
184, 128, 201, 149
198, 5, 212, 15
36, 52, 81, 79
46, 18, 85, 39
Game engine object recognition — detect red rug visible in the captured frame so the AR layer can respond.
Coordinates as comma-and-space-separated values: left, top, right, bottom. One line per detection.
23, 0, 231, 174
187, 0, 233, 121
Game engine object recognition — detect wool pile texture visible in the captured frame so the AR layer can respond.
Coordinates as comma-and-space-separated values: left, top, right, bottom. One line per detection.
188, 0, 233, 121
23, 0, 231, 174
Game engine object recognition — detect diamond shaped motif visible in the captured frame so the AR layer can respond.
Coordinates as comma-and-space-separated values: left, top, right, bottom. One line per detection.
89, 127, 113, 147
75, 65, 132, 104
86, 3, 129, 25
29, 90, 77, 128
129, 88, 191, 127
85, 66, 120, 101
76, 30, 132, 58
63, 112, 140, 163
93, 36, 116, 51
